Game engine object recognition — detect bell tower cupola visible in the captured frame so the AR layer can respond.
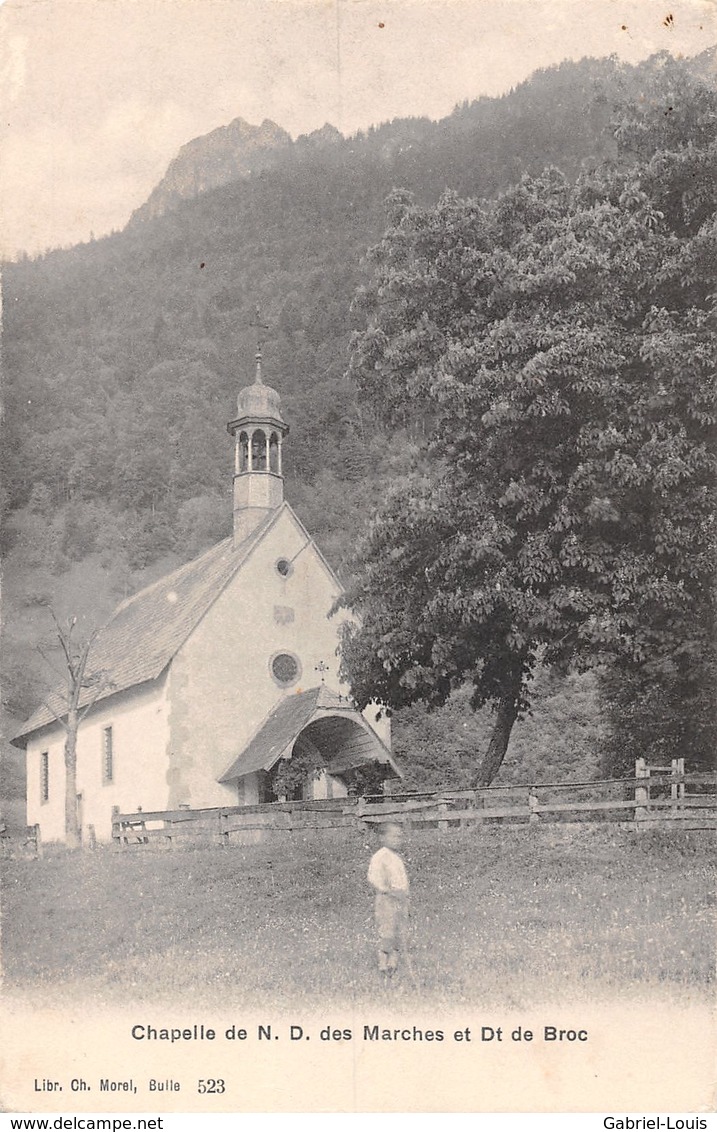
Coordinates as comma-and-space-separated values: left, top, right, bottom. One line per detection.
227, 312, 289, 546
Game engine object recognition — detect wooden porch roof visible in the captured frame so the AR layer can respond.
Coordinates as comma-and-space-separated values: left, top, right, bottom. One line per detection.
219, 685, 401, 782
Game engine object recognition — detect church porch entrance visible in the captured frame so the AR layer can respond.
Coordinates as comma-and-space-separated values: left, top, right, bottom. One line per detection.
219, 685, 402, 807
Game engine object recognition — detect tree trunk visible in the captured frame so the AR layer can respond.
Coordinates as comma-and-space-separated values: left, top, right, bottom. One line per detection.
64, 708, 80, 849
475, 683, 521, 786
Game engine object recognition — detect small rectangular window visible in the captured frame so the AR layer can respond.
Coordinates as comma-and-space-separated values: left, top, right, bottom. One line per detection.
102, 726, 114, 784
40, 752, 49, 803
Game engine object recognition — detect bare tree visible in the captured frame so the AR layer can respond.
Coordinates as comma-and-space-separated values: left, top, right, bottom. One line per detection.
38, 611, 113, 848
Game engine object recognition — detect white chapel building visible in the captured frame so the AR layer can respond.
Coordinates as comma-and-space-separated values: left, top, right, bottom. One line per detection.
14, 349, 399, 843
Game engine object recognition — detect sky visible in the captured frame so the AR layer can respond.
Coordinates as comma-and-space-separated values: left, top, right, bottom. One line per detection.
0, 0, 714, 258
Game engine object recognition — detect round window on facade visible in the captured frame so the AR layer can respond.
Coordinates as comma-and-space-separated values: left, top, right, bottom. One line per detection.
275, 557, 292, 577
271, 652, 301, 687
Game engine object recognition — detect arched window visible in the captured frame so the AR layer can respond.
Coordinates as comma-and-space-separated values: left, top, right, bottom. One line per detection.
269, 432, 280, 473
238, 431, 249, 473
251, 429, 267, 471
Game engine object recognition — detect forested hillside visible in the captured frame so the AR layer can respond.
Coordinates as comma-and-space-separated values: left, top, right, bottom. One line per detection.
2, 50, 713, 819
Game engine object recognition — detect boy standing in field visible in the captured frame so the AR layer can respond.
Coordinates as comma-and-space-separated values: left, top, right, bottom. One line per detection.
367, 821, 410, 977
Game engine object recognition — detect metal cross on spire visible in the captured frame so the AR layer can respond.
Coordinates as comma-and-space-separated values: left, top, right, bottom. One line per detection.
314, 660, 329, 684
249, 305, 269, 384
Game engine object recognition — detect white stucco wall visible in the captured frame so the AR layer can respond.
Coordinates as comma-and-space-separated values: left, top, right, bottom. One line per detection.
363, 703, 391, 750
26, 729, 67, 844
166, 506, 358, 808
311, 771, 349, 800
25, 676, 170, 843
239, 772, 261, 806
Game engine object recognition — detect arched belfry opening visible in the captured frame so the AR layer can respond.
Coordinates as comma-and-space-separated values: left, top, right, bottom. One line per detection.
251, 428, 268, 471
237, 431, 249, 473
269, 432, 280, 474
227, 314, 289, 545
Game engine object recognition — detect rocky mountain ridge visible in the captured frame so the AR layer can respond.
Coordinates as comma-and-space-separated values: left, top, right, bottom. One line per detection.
131, 116, 293, 223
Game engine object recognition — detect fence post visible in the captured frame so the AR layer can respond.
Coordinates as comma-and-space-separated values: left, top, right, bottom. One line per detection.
528, 789, 539, 826
471, 790, 485, 828
635, 758, 649, 824
459, 791, 472, 830
27, 823, 42, 857
357, 797, 369, 833
111, 805, 122, 847
87, 824, 97, 850
438, 801, 449, 834
671, 757, 685, 809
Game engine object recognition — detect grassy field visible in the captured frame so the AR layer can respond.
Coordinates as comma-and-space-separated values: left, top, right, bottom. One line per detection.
1, 824, 713, 1010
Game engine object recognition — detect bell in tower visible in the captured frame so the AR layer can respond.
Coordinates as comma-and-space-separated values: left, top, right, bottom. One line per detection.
227, 321, 289, 546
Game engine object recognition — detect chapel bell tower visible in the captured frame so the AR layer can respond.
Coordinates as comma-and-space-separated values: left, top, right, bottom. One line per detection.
227, 324, 289, 546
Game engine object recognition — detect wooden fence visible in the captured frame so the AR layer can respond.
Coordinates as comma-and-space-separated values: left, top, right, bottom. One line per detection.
112, 762, 716, 848
355, 766, 716, 831
0, 822, 42, 858
112, 797, 360, 847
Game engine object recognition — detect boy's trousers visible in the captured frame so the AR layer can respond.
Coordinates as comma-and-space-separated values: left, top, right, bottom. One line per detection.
375, 892, 409, 959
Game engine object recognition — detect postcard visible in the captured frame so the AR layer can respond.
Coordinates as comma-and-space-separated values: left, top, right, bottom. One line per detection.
0, 0, 714, 1117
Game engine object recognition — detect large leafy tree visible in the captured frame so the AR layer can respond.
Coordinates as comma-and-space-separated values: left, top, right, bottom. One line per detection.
340, 56, 716, 783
